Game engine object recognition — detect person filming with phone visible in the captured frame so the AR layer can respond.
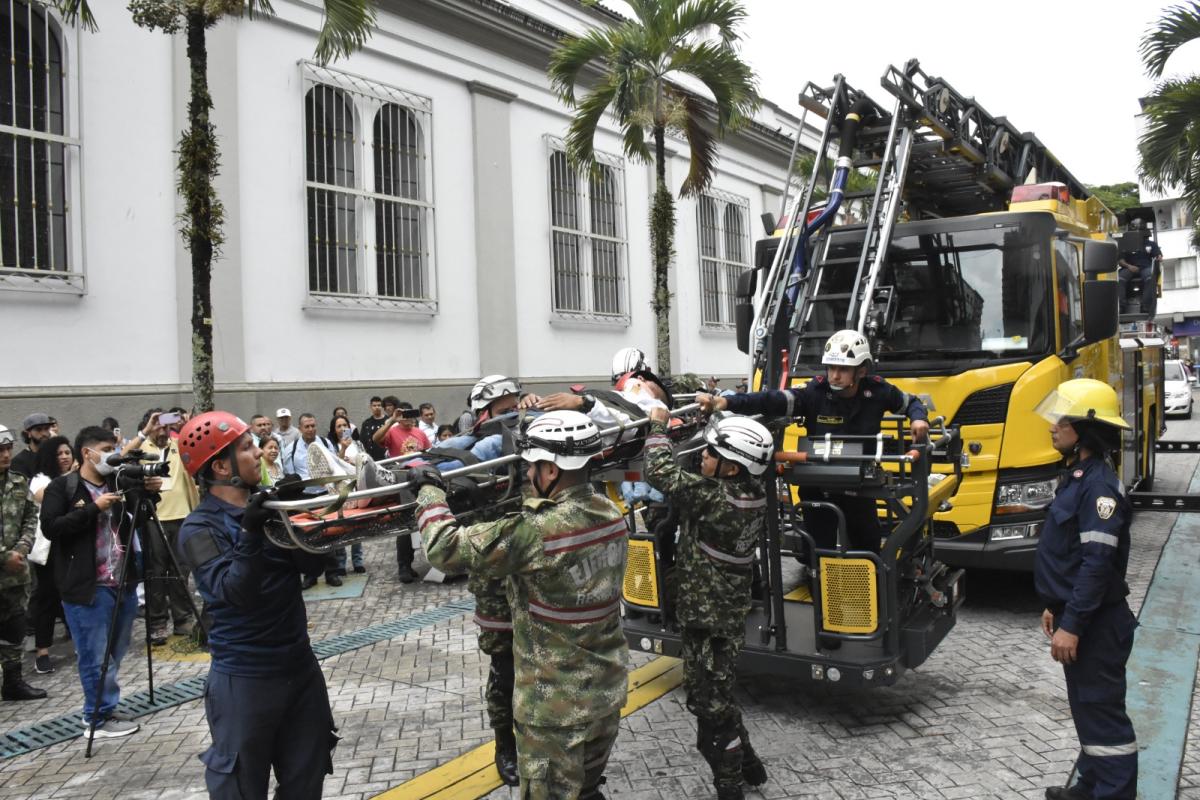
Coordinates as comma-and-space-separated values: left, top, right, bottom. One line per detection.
372, 401, 430, 458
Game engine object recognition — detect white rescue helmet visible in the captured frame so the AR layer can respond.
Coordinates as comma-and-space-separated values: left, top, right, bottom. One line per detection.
704, 413, 774, 476
469, 375, 522, 412
821, 329, 872, 367
0, 425, 12, 447
611, 347, 647, 383
520, 411, 604, 470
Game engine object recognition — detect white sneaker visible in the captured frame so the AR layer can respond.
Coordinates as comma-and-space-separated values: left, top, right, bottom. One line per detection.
84, 718, 140, 738
356, 452, 397, 492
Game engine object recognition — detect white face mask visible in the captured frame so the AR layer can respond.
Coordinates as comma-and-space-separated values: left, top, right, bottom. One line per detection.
1145, 245, 1153, 254
90, 448, 116, 476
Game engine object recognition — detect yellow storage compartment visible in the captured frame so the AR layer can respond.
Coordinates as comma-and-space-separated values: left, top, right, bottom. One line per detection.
819, 556, 879, 634
623, 538, 659, 608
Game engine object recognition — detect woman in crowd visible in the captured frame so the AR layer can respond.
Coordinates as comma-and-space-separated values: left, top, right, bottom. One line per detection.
309, 415, 365, 574
260, 436, 284, 485
435, 424, 455, 443
27, 435, 75, 674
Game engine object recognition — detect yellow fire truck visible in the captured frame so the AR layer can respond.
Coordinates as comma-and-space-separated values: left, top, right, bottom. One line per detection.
619, 59, 1161, 686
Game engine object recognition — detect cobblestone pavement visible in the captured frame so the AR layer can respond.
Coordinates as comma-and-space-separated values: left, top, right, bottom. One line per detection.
1, 424, 1198, 799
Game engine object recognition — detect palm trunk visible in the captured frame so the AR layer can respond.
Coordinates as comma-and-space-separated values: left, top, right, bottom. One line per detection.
650, 124, 675, 377
181, 10, 222, 413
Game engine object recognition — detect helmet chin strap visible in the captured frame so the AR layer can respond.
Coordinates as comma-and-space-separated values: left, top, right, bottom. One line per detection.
206, 449, 247, 489
532, 462, 562, 498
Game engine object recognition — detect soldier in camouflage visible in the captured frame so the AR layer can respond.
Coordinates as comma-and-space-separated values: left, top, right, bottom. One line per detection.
644, 410, 774, 800
0, 424, 48, 701
413, 411, 629, 800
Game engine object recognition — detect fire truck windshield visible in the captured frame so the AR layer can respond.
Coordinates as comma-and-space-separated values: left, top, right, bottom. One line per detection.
795, 223, 1052, 366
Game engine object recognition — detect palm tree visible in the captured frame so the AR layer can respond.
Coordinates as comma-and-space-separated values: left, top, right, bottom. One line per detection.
1138, 1, 1200, 249
548, 0, 758, 377
55, 0, 377, 412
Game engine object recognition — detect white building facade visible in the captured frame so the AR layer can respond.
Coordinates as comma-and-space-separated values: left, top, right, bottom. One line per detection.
1144, 188, 1200, 355
0, 0, 802, 430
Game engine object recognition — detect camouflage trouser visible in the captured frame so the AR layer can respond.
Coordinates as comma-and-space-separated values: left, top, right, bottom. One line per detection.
515, 710, 620, 800
470, 575, 514, 730
0, 584, 31, 669
682, 626, 751, 790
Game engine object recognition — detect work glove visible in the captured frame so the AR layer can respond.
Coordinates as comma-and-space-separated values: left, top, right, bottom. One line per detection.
241, 490, 274, 536
407, 465, 446, 493
274, 474, 308, 501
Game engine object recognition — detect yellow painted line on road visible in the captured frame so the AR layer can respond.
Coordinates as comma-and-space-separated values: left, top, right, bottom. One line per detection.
372, 656, 683, 800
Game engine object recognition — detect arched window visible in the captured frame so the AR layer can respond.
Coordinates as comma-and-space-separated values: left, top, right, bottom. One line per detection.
305, 84, 357, 294
1, 0, 67, 272
374, 104, 426, 298
547, 141, 628, 321
697, 192, 749, 328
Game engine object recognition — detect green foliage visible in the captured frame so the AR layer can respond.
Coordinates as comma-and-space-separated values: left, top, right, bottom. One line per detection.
1138, 4, 1200, 252
1086, 182, 1141, 214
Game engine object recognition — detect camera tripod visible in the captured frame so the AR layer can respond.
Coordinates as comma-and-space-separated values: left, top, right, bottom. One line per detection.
85, 482, 206, 758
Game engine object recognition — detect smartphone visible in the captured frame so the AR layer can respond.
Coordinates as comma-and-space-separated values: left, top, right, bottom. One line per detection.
341, 429, 352, 441
401, 408, 422, 420
113, 427, 122, 442
158, 411, 182, 426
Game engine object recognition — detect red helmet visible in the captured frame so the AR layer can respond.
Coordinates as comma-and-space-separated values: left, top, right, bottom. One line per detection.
179, 411, 250, 477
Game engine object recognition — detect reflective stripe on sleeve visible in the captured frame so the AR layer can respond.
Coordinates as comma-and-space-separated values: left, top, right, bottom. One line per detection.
1082, 741, 1138, 757
473, 613, 513, 632
542, 518, 627, 555
784, 391, 795, 418
699, 540, 754, 566
724, 489, 766, 510
417, 504, 453, 529
528, 597, 620, 624
1080, 530, 1120, 548
645, 434, 670, 448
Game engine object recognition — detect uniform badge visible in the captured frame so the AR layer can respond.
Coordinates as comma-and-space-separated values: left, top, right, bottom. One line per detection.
1096, 496, 1117, 520
864, 390, 873, 398
1073, 469, 1083, 478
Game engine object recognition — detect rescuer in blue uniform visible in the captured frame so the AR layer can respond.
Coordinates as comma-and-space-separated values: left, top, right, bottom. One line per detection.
1034, 379, 1137, 800
698, 329, 929, 552
176, 412, 337, 799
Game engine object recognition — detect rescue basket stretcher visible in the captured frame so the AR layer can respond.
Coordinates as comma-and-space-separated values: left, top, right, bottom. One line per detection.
260, 403, 703, 553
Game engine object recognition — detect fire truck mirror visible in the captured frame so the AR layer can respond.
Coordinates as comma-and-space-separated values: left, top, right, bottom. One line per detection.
1083, 239, 1118, 275
1083, 280, 1119, 344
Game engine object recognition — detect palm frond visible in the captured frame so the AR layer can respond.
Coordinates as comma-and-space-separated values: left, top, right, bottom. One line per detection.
666, 41, 759, 132
672, 0, 747, 47
621, 118, 652, 163
52, 0, 97, 31
313, 0, 377, 65
548, 28, 615, 105
1141, 1, 1200, 78
244, 1, 277, 20
1137, 77, 1200, 193
675, 91, 717, 197
564, 78, 622, 171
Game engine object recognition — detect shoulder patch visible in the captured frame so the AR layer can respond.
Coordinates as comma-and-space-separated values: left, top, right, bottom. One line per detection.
181, 529, 224, 570
871, 375, 884, 383
812, 375, 827, 385
1096, 496, 1117, 520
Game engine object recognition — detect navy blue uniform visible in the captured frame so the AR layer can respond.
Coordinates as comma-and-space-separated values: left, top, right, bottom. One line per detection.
1034, 456, 1137, 799
725, 375, 927, 551
178, 494, 336, 799
1119, 240, 1161, 315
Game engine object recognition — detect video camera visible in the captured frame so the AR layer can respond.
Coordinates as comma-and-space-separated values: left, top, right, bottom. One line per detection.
105, 449, 170, 490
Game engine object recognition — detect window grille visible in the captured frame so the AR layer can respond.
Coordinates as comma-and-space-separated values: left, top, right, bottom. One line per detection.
1163, 257, 1198, 291
547, 139, 628, 323
303, 63, 435, 313
698, 191, 749, 328
1, 0, 79, 291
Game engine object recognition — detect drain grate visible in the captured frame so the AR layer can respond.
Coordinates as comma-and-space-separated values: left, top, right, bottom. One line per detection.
0, 597, 475, 759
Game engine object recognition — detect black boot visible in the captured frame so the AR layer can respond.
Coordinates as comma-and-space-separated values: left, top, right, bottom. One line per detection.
739, 733, 768, 787
716, 787, 744, 800
1045, 786, 1091, 800
2, 663, 47, 701
493, 726, 519, 787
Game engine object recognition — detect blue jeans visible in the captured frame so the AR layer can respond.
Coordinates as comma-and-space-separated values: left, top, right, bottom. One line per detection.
62, 586, 138, 725
431, 434, 504, 472
335, 544, 364, 572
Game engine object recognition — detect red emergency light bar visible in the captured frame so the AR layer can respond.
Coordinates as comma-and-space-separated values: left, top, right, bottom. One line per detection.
1011, 182, 1071, 204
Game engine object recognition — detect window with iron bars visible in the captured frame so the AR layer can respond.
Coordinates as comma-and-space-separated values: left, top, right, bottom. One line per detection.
1, 0, 81, 293
303, 63, 435, 313
547, 140, 629, 323
698, 192, 749, 329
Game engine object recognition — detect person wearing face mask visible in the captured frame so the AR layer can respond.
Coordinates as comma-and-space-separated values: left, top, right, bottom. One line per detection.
697, 330, 928, 554
413, 412, 629, 800
40, 426, 164, 737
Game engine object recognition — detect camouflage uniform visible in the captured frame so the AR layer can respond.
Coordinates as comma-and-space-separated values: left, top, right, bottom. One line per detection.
0, 469, 37, 670
471, 575, 515, 729
643, 420, 768, 796
417, 482, 629, 800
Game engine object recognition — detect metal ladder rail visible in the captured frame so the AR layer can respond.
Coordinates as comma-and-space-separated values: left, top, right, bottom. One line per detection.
749, 77, 847, 373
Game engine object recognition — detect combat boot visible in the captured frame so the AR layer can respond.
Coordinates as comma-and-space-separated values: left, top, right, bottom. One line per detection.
1044, 786, 1091, 800
492, 726, 519, 787
715, 785, 744, 800
2, 663, 47, 701
739, 737, 768, 786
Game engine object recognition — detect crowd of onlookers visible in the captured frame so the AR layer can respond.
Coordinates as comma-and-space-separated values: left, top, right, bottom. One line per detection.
0, 395, 463, 733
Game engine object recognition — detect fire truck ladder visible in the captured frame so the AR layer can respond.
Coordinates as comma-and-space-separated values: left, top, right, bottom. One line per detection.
773, 59, 1093, 368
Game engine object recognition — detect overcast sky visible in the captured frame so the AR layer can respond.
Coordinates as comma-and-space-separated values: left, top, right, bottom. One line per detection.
733, 0, 1200, 187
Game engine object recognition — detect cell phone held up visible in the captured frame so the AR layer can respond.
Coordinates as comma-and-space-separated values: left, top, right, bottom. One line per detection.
158, 411, 182, 426
400, 408, 421, 420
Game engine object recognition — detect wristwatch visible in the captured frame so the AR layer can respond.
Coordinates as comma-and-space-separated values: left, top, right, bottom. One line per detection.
579, 394, 596, 413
